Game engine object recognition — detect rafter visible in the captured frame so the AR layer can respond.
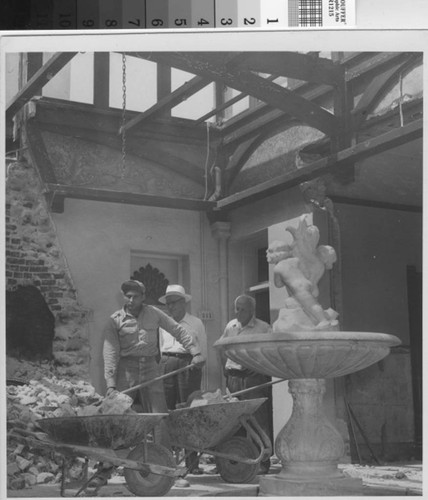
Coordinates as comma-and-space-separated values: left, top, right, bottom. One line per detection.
225, 124, 295, 187
31, 97, 219, 145
352, 54, 422, 131
220, 52, 416, 147
120, 75, 211, 134
235, 52, 342, 86
195, 74, 278, 125
6, 52, 78, 119
44, 184, 216, 213
134, 52, 338, 137
217, 119, 422, 210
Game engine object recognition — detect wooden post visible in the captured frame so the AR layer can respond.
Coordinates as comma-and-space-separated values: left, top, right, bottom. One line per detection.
94, 53, 110, 108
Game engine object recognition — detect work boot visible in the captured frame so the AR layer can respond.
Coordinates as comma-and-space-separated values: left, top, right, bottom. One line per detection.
175, 478, 190, 487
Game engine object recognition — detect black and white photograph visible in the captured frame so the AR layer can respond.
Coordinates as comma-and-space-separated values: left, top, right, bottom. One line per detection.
1, 30, 426, 497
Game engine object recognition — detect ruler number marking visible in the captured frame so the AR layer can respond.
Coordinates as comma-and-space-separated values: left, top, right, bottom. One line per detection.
104, 19, 117, 27
151, 18, 164, 27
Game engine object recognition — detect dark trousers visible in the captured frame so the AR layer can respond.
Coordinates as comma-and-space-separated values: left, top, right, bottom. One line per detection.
117, 356, 170, 447
226, 369, 273, 468
160, 354, 202, 409
161, 353, 202, 471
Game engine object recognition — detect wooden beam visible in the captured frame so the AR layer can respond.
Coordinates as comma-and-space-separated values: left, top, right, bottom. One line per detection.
94, 53, 110, 108
352, 54, 422, 131
222, 83, 331, 147
44, 184, 216, 212
235, 52, 342, 86
32, 97, 218, 145
221, 52, 415, 146
195, 74, 277, 125
121, 75, 211, 133
328, 195, 422, 213
135, 52, 338, 136
156, 63, 171, 118
25, 121, 58, 184
216, 119, 422, 210
6, 52, 78, 119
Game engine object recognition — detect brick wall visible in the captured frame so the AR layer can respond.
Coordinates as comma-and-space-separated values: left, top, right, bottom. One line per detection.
5, 160, 90, 379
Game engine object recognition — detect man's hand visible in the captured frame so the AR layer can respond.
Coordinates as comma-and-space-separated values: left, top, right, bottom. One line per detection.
106, 387, 118, 398
190, 353, 205, 368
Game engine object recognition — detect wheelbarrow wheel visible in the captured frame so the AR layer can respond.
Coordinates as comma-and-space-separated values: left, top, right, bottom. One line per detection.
215, 436, 259, 483
124, 442, 175, 496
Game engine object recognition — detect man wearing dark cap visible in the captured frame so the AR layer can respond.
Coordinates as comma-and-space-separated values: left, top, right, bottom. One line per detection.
103, 279, 204, 414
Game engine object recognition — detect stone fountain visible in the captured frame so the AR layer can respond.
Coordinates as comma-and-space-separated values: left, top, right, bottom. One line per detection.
215, 215, 401, 496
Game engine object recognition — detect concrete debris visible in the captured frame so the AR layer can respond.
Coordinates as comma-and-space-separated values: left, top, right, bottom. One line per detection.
6, 355, 133, 490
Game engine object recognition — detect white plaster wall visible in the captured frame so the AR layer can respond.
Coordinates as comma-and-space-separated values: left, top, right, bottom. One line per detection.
51, 199, 222, 394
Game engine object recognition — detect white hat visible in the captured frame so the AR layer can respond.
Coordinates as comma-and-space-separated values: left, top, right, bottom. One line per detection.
158, 284, 191, 304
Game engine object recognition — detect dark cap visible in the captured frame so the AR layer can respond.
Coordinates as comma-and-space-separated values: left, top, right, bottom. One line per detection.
121, 280, 146, 294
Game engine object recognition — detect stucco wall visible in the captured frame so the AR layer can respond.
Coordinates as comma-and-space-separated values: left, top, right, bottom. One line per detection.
51, 199, 222, 394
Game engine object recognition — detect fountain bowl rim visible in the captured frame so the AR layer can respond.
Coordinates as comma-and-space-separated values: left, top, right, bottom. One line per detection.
214, 331, 401, 348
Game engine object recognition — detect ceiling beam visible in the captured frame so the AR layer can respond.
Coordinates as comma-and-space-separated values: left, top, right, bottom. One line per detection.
217, 119, 422, 210
328, 195, 422, 213
352, 54, 422, 131
6, 52, 78, 119
25, 121, 58, 184
134, 52, 338, 136
195, 74, 278, 125
44, 184, 216, 213
220, 52, 416, 146
121, 75, 211, 134
235, 52, 342, 86
31, 97, 219, 145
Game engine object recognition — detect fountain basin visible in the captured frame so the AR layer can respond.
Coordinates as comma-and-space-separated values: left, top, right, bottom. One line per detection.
214, 331, 401, 379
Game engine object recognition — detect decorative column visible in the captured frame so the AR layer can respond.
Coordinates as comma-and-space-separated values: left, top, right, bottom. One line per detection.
211, 221, 231, 389
259, 378, 362, 496
210, 221, 231, 331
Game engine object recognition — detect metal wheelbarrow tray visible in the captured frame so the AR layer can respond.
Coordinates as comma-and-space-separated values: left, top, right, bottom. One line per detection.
167, 398, 272, 483
37, 413, 165, 449
11, 413, 180, 497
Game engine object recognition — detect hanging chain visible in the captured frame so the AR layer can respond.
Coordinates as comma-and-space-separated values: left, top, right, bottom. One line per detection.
120, 53, 127, 179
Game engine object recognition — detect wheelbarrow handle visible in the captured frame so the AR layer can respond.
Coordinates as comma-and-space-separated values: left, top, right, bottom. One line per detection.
121, 364, 195, 395
230, 377, 287, 398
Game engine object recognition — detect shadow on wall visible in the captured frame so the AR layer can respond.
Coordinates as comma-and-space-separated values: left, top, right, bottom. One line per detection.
6, 285, 55, 361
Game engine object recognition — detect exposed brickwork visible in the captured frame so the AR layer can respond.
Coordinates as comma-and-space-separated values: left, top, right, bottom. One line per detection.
5, 160, 90, 379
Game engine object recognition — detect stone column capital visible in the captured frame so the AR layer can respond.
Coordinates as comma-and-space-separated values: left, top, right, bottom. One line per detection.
210, 221, 231, 241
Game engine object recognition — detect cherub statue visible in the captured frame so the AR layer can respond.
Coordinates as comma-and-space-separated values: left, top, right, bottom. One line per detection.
267, 215, 339, 331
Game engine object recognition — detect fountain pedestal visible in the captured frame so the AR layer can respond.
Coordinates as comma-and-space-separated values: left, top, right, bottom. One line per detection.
214, 331, 401, 496
259, 378, 362, 496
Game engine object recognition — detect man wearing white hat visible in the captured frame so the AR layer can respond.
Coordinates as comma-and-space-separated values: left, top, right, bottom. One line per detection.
159, 284, 207, 475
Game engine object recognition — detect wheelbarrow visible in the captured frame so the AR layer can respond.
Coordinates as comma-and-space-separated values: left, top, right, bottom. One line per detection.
122, 363, 274, 483
10, 413, 182, 497
167, 397, 272, 483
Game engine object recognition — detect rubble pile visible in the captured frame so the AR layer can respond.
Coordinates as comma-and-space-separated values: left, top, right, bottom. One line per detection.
186, 388, 239, 408
6, 356, 133, 491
